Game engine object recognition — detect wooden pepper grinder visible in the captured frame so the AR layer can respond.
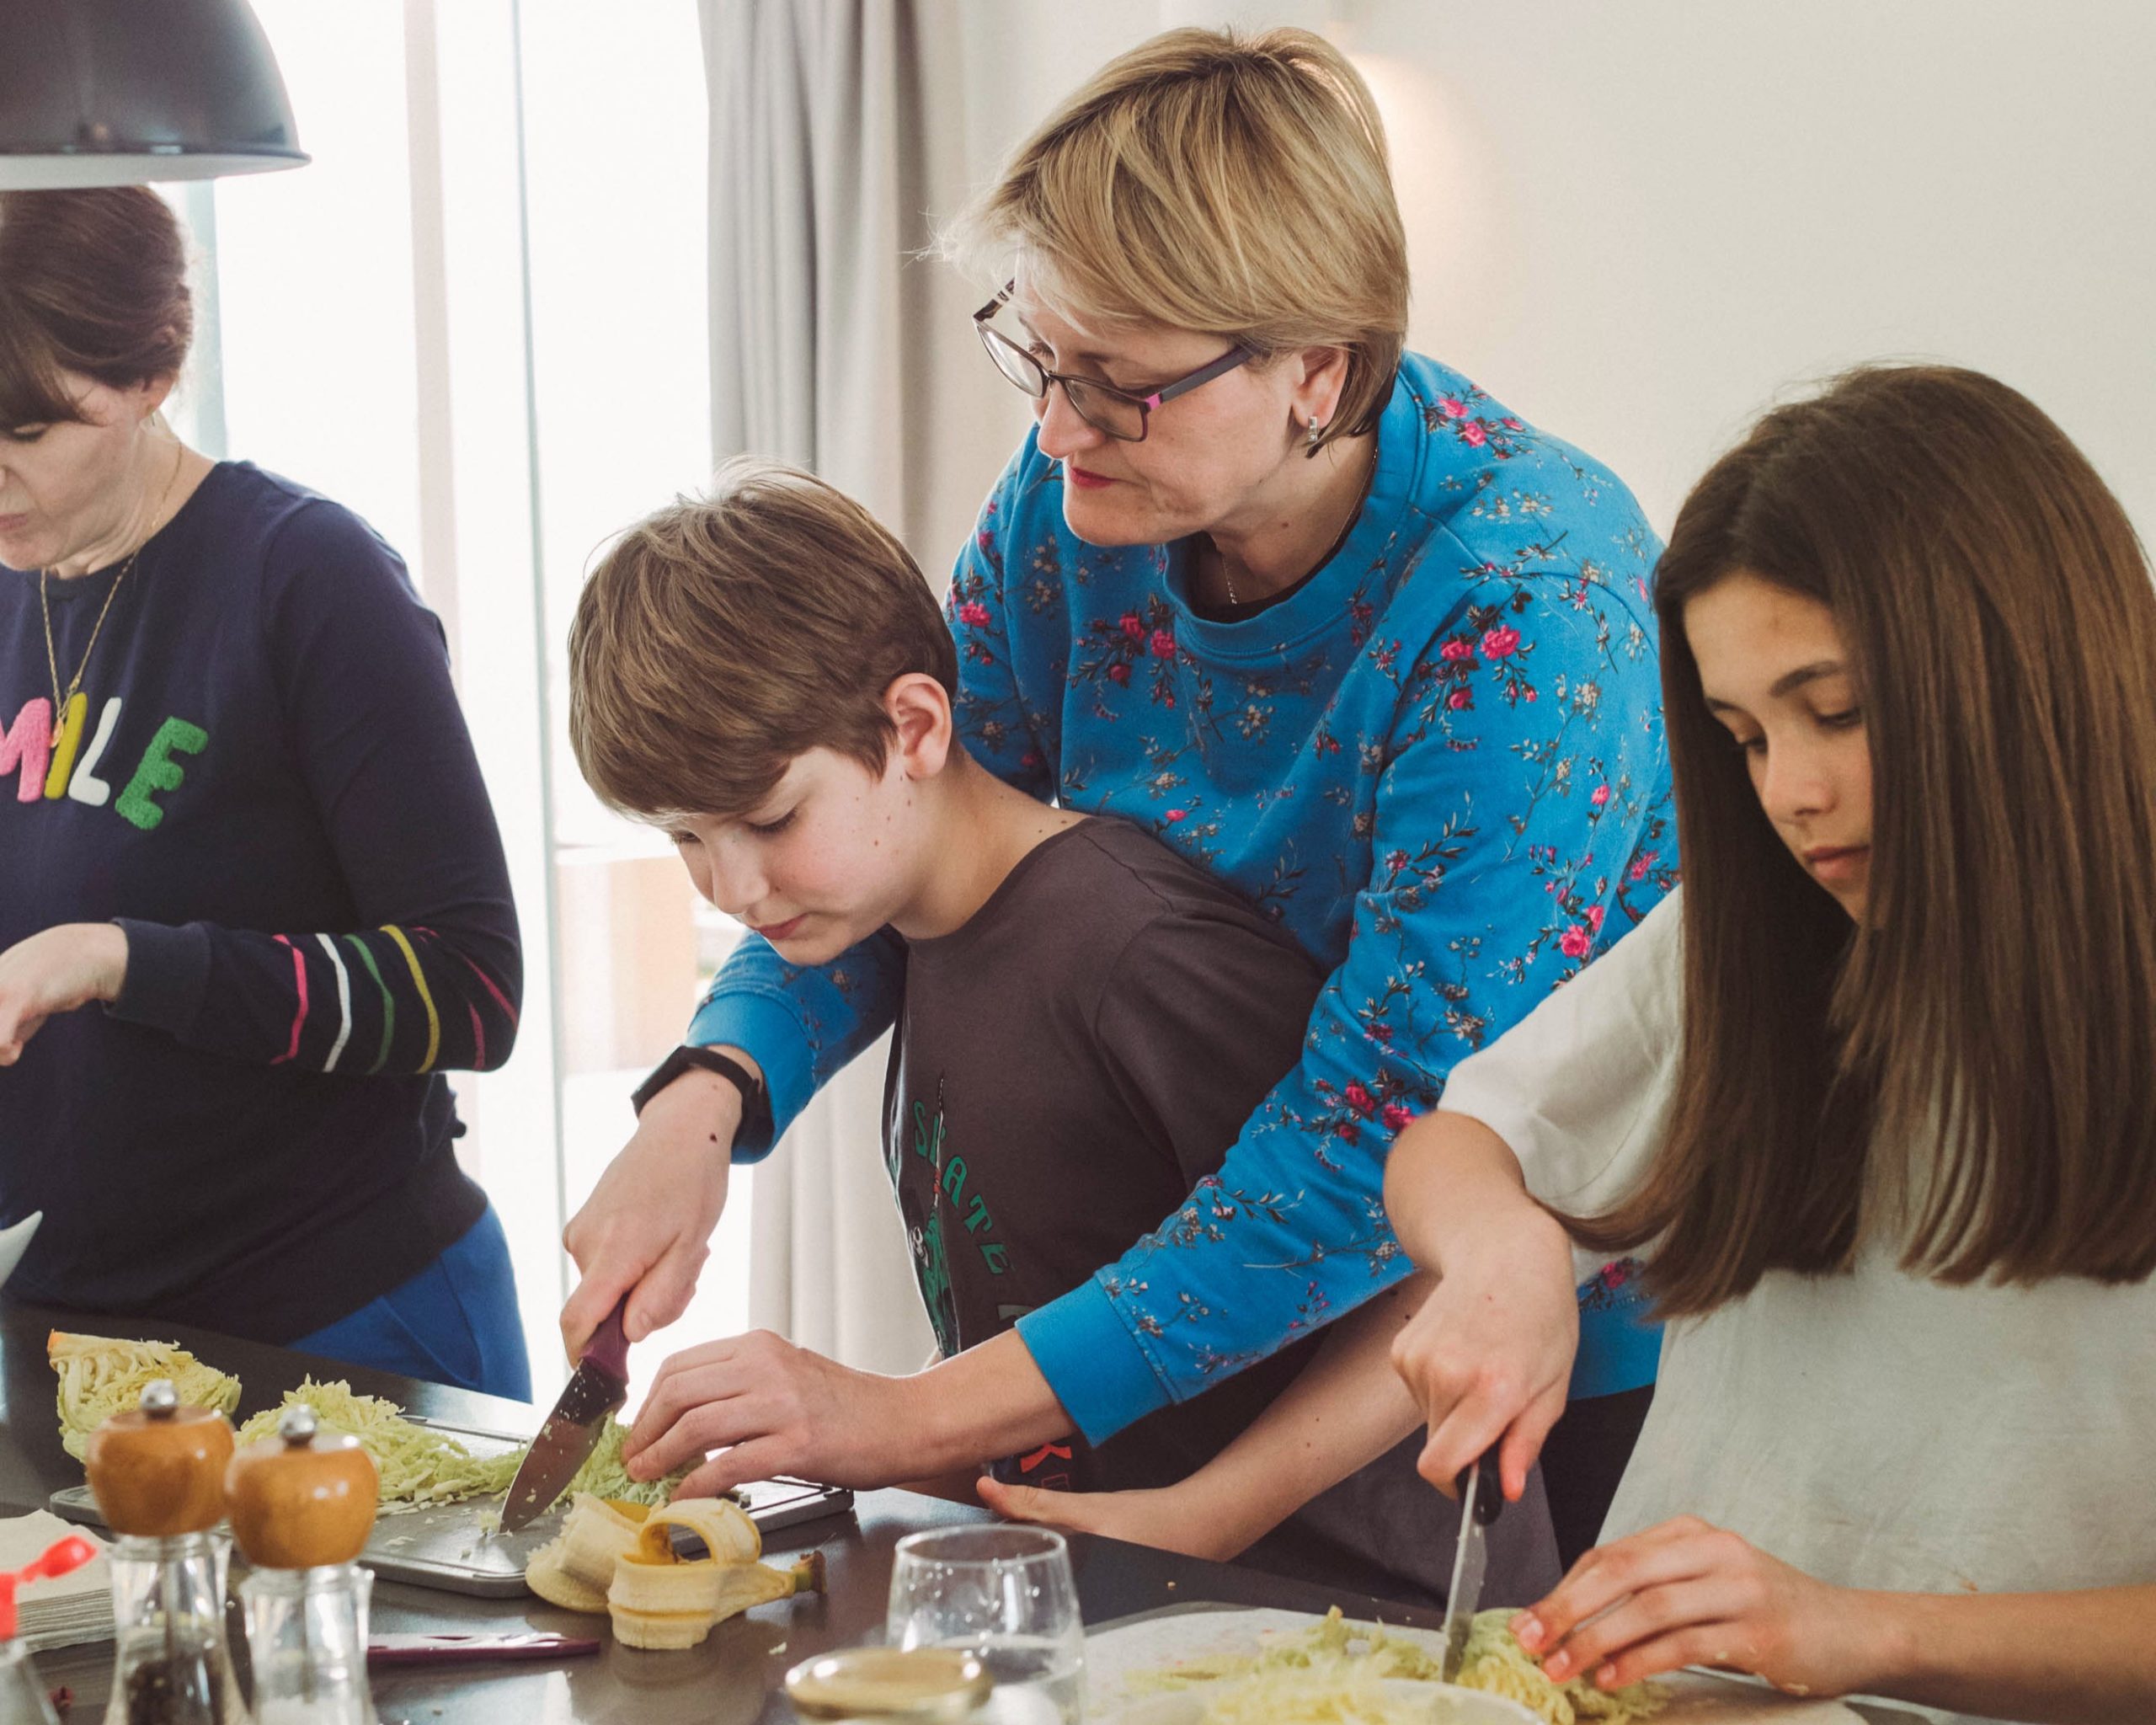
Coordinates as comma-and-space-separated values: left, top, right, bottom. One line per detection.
224, 1407, 379, 1725
83, 1379, 248, 1725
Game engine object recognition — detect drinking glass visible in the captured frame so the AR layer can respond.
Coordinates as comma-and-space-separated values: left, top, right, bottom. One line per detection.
886, 1526, 1084, 1724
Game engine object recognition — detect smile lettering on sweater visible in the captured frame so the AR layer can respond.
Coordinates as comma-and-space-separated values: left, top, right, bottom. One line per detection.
0, 694, 207, 829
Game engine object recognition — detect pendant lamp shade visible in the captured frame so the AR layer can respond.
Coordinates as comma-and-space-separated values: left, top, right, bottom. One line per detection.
0, 0, 307, 189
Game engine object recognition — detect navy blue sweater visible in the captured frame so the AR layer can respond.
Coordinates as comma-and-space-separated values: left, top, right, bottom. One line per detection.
0, 462, 521, 1340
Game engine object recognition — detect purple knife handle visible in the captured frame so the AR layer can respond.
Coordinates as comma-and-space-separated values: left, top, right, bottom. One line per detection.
369, 1637, 600, 1667
583, 1295, 631, 1383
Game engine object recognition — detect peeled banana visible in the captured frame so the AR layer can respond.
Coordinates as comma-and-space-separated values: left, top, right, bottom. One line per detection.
604, 1498, 825, 1650
525, 1545, 607, 1614
523, 1494, 652, 1613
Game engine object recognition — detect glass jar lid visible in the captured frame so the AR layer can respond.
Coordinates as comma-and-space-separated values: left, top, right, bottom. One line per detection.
784, 1647, 993, 1722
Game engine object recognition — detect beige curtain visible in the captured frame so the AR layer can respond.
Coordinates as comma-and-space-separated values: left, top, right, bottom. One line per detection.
700, 0, 1025, 1372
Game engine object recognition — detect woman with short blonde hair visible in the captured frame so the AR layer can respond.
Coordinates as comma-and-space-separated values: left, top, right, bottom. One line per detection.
959, 24, 1408, 458
575, 27, 1675, 1605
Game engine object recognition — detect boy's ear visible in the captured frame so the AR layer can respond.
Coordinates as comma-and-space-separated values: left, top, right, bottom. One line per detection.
883, 673, 955, 780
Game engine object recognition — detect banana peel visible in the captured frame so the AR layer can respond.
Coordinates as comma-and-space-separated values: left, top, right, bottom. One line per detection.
646, 1493, 762, 1566
603, 1498, 825, 1650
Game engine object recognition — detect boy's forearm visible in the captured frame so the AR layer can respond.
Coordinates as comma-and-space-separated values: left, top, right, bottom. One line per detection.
893, 1467, 988, 1506
903, 1329, 1077, 1473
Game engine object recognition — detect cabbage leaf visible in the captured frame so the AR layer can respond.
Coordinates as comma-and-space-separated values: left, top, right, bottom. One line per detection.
50, 1330, 243, 1462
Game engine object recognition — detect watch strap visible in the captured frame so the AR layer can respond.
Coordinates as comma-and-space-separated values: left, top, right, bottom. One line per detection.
630, 1044, 773, 1146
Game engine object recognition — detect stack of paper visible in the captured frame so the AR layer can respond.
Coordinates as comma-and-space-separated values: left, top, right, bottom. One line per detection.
0, 1511, 112, 1652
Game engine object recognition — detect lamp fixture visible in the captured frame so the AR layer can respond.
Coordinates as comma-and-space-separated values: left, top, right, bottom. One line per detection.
0, 0, 306, 189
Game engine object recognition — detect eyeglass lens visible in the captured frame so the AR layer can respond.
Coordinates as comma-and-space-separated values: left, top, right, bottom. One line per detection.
978, 326, 1146, 441
980, 327, 1044, 397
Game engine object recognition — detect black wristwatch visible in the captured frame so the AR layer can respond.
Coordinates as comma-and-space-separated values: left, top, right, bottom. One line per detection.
630, 1044, 773, 1147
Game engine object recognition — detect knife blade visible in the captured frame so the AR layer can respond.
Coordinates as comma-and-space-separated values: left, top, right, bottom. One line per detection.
1439, 1447, 1506, 1682
498, 1295, 632, 1533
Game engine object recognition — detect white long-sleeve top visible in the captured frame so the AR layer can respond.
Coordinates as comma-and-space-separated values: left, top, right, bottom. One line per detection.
1438, 889, 2156, 1725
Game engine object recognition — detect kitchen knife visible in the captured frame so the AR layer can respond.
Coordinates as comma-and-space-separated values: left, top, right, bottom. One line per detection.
498, 1295, 632, 1534
1438, 1447, 1506, 1682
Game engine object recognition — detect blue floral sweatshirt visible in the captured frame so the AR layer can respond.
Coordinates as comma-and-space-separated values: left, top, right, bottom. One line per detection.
692, 355, 1676, 1440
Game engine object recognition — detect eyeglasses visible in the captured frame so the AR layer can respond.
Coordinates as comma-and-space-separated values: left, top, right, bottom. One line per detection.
973, 283, 1251, 442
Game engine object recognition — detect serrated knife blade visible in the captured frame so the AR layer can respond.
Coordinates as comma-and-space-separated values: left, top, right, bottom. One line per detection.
1440, 1447, 1505, 1682
498, 1296, 631, 1534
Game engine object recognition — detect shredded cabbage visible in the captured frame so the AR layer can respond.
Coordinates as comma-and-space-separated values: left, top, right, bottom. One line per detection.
557, 1413, 692, 1507
233, 1380, 691, 1515
58, 1337, 694, 1519
1454, 1610, 1662, 1724
1184, 1662, 1441, 1725
49, 1331, 243, 1461
1135, 1608, 1662, 1725
235, 1380, 522, 1510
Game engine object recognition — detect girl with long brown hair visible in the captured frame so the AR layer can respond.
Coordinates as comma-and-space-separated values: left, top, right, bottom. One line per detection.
990, 365, 2156, 1722
1387, 363, 2156, 1720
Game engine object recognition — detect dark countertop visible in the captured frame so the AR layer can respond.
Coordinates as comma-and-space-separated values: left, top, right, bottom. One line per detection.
3, 1300, 1446, 1722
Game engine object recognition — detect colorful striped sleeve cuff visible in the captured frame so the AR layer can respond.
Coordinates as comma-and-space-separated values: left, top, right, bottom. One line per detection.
112, 918, 520, 1076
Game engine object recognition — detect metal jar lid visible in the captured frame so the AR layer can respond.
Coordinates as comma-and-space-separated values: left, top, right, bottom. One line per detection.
784, 1647, 993, 1722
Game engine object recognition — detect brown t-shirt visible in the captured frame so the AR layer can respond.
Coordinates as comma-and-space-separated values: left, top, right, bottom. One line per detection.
883, 818, 1557, 1606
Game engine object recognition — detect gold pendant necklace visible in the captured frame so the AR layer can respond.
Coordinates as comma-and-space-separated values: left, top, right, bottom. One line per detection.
40, 441, 184, 724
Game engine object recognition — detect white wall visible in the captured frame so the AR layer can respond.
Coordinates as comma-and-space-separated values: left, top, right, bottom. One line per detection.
950, 0, 2156, 541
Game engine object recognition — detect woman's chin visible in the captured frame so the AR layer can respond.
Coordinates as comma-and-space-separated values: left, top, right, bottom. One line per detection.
1059, 485, 1166, 549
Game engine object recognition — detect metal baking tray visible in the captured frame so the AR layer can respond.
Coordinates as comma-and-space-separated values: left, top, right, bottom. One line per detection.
48, 1418, 854, 1599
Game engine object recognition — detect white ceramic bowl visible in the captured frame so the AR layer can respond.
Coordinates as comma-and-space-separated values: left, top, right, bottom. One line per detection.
0, 1210, 40, 1289
1113, 1677, 1542, 1725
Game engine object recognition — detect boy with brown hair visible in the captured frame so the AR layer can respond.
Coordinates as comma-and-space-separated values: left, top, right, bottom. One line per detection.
563, 459, 1533, 1605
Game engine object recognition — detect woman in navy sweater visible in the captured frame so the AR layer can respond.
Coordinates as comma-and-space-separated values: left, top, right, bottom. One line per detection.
0, 187, 530, 1398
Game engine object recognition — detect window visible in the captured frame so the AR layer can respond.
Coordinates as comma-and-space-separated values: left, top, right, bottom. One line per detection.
181, 0, 750, 1398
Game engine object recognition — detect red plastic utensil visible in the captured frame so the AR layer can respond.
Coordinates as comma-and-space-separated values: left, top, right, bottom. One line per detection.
0, 1536, 99, 1641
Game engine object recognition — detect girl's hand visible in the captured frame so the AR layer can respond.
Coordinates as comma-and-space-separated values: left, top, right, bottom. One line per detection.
1514, 1516, 1887, 1697
1385, 1210, 1578, 1503
0, 923, 128, 1065
977, 1474, 1242, 1563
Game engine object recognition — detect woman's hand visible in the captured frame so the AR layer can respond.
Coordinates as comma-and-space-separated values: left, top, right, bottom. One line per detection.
977, 1475, 1244, 1562
1515, 1517, 1885, 1698
0, 924, 128, 1065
